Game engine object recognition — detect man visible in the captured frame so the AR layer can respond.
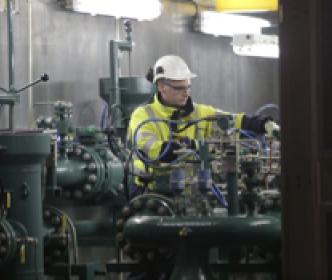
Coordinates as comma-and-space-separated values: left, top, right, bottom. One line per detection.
127, 54, 279, 198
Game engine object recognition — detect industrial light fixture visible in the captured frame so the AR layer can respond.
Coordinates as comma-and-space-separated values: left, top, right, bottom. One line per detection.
196, 11, 271, 37
0, 0, 19, 13
193, 0, 278, 12
232, 34, 279, 58
61, 0, 162, 21
215, 0, 278, 12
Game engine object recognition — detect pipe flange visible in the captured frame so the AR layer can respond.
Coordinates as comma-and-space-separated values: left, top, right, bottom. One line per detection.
0, 219, 17, 267
43, 206, 71, 268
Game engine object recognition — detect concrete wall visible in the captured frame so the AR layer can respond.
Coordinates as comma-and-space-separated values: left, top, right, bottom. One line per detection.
0, 0, 279, 129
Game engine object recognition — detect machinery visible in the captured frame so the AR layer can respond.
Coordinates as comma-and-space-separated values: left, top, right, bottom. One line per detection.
0, 1, 281, 279
110, 116, 281, 279
37, 101, 125, 202
99, 20, 154, 142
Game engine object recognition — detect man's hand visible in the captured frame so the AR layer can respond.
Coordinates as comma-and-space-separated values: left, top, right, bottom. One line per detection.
264, 120, 280, 139
159, 141, 182, 162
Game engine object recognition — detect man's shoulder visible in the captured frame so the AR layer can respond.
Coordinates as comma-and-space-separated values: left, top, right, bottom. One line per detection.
194, 103, 216, 115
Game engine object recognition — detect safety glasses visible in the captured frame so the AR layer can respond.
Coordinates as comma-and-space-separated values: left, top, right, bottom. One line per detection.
162, 80, 192, 93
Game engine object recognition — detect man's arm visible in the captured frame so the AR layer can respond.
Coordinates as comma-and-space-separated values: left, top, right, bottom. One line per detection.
128, 108, 183, 163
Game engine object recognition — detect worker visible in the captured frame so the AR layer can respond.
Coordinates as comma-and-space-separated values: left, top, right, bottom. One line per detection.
127, 54, 280, 199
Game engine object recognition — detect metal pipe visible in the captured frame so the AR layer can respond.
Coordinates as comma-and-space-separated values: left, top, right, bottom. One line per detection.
74, 219, 115, 237
128, 50, 132, 76
6, 0, 15, 130
56, 159, 87, 187
124, 215, 281, 248
6, 0, 14, 90
9, 104, 14, 130
27, 0, 33, 127
226, 171, 239, 215
110, 40, 120, 111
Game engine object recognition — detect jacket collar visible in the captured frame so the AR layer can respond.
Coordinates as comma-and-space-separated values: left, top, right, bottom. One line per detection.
151, 92, 194, 119
151, 93, 177, 118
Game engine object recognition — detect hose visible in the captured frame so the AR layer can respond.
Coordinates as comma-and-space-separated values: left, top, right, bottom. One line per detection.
211, 184, 228, 208
132, 118, 173, 164
254, 103, 279, 116
132, 116, 222, 165
240, 129, 257, 139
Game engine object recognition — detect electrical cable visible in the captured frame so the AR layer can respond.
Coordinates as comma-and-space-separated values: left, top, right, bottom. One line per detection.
132, 118, 173, 164
239, 129, 257, 139
132, 116, 222, 165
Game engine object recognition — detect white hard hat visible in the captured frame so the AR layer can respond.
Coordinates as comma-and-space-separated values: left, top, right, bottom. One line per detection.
153, 55, 197, 83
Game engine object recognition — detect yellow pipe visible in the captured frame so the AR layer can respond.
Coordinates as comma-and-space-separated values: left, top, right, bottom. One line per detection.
215, 0, 278, 12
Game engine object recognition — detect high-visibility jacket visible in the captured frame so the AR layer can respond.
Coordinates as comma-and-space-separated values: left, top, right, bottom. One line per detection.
127, 94, 245, 189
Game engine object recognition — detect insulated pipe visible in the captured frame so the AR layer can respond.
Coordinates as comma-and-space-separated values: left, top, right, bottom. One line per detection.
124, 215, 281, 248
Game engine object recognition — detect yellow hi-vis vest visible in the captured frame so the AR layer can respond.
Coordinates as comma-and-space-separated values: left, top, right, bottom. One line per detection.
127, 94, 244, 188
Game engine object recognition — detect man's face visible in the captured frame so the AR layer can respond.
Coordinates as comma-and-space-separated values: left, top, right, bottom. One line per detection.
158, 79, 191, 107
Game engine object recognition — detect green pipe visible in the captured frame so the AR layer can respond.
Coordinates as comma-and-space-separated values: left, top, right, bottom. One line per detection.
109, 40, 132, 129
226, 171, 239, 215
56, 159, 86, 186
74, 219, 115, 237
124, 214, 281, 248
